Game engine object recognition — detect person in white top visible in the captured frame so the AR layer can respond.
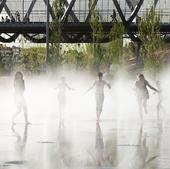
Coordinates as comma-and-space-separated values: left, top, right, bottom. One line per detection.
87, 72, 111, 122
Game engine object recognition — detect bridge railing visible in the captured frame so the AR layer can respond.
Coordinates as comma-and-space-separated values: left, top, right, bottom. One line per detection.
0, 9, 170, 23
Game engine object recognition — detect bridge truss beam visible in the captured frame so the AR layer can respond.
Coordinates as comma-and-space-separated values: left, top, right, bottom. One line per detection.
0, 0, 169, 43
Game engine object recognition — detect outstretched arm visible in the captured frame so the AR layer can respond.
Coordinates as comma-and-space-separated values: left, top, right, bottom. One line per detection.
146, 81, 158, 92
107, 83, 111, 89
85, 81, 96, 94
66, 83, 75, 91
104, 81, 111, 89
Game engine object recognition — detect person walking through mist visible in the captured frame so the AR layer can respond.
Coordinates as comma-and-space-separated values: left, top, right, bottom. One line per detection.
86, 72, 111, 122
12, 72, 29, 124
55, 77, 74, 122
156, 81, 165, 123
135, 74, 158, 124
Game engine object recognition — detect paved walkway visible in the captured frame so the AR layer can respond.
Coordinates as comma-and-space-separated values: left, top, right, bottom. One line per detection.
0, 119, 169, 169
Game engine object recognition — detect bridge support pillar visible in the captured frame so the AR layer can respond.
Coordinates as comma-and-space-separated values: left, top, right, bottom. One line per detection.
135, 42, 143, 66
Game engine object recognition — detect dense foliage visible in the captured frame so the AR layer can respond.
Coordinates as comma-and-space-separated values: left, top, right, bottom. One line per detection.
139, 9, 164, 75
15, 47, 45, 74
0, 1, 167, 75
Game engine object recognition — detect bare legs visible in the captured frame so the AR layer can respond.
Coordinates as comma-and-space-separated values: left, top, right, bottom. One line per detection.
12, 105, 22, 124
157, 101, 166, 127
143, 99, 148, 114
23, 103, 29, 123
157, 101, 161, 125
59, 106, 65, 123
96, 111, 102, 122
138, 97, 148, 126
12, 95, 29, 124
96, 94, 104, 122
138, 98, 143, 125
58, 95, 66, 123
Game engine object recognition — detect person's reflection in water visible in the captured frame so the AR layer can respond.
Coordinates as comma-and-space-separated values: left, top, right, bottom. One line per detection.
135, 128, 149, 169
131, 128, 159, 169
55, 121, 72, 168
95, 123, 118, 168
95, 123, 104, 166
11, 124, 29, 161
149, 125, 162, 169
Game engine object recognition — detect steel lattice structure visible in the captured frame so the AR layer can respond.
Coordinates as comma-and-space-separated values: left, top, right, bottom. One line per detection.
0, 0, 170, 43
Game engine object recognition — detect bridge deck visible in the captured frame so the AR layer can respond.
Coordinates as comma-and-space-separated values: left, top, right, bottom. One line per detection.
0, 22, 170, 34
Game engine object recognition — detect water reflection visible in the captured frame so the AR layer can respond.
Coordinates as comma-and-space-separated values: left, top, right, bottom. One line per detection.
11, 124, 28, 160
48, 122, 73, 169
132, 128, 149, 169
95, 123, 104, 166
148, 126, 162, 169
57, 122, 72, 167
0, 120, 165, 169
3, 124, 29, 167
130, 127, 161, 169
95, 123, 118, 168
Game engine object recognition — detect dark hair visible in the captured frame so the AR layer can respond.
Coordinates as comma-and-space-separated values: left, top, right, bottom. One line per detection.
138, 73, 144, 79
98, 72, 103, 77
15, 71, 23, 81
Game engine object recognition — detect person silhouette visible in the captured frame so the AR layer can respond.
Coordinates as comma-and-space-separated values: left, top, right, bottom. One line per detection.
11, 124, 28, 158
55, 121, 71, 168
4, 124, 29, 166
12, 72, 30, 124
156, 81, 165, 124
86, 72, 111, 122
55, 77, 74, 122
95, 123, 104, 166
135, 74, 158, 124
131, 128, 159, 169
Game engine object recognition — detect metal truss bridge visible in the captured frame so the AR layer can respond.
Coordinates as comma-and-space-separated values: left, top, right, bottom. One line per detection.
0, 0, 170, 43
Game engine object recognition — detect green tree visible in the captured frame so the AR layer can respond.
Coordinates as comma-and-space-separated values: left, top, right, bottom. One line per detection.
89, 0, 105, 71
17, 47, 45, 74
49, 0, 65, 69
61, 44, 88, 70
109, 21, 124, 65
139, 9, 163, 76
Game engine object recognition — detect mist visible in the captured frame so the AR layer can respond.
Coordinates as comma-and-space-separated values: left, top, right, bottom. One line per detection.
0, 67, 170, 169
0, 67, 169, 125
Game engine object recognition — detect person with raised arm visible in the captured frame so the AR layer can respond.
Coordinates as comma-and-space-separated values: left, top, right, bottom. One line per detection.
86, 72, 111, 122
135, 74, 158, 124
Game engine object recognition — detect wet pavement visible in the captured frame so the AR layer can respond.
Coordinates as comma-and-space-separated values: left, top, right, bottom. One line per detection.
0, 120, 169, 169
